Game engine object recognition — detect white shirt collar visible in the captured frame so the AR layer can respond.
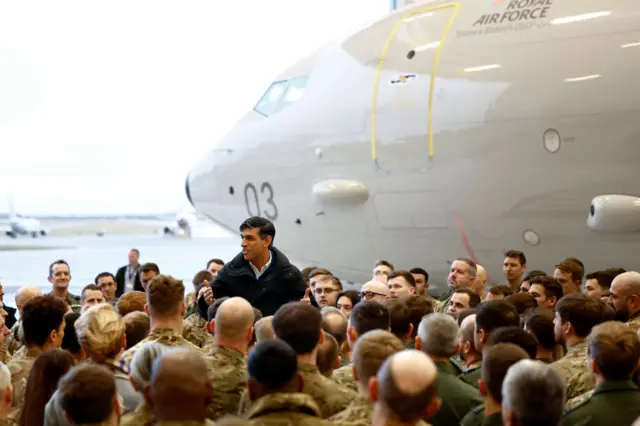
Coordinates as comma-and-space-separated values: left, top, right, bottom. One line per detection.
250, 250, 272, 279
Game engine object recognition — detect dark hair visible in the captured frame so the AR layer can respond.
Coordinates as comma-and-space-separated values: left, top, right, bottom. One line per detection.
59, 364, 116, 424
555, 293, 603, 338
453, 288, 481, 308
529, 275, 564, 302
94, 272, 115, 285
409, 268, 429, 282
273, 302, 322, 354
61, 313, 82, 354
81, 284, 102, 302
588, 321, 640, 381
563, 257, 585, 270
130, 248, 140, 255
206, 258, 225, 269
475, 300, 520, 336
317, 333, 339, 376
403, 295, 433, 338
248, 339, 298, 390
49, 260, 70, 278
350, 301, 390, 336
20, 349, 75, 426
22, 295, 68, 347
482, 343, 529, 403
522, 270, 547, 283
123, 311, 150, 350
239, 217, 276, 245
457, 308, 476, 326
301, 266, 316, 284
504, 292, 538, 315
141, 263, 160, 274
488, 326, 537, 359
387, 271, 416, 288
207, 297, 230, 322
524, 309, 556, 350
337, 290, 361, 308
375, 260, 394, 271
192, 270, 214, 286
309, 268, 333, 280
585, 270, 619, 291
382, 299, 412, 340
488, 285, 513, 298
504, 250, 526, 266
554, 260, 584, 282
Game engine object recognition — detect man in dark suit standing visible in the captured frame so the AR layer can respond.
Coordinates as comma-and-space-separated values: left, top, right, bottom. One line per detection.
0, 282, 16, 329
115, 248, 142, 296
205, 217, 306, 316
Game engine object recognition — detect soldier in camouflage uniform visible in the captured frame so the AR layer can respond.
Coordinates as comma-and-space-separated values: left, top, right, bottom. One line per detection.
183, 312, 214, 350
146, 348, 216, 426
550, 294, 603, 400
185, 270, 215, 319
244, 339, 328, 426
330, 330, 416, 426
6, 285, 43, 359
202, 298, 253, 420
6, 295, 67, 409
47, 260, 82, 314
608, 271, 640, 325
560, 322, 640, 426
118, 275, 204, 373
241, 302, 354, 418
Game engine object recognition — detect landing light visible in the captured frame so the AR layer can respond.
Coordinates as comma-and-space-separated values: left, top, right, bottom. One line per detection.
463, 64, 501, 73
564, 74, 601, 83
551, 11, 611, 25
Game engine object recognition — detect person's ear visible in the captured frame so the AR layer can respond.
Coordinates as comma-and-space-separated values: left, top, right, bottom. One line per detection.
144, 304, 150, 316
425, 396, 441, 420
415, 336, 422, 351
368, 376, 379, 402
407, 324, 414, 340
246, 327, 254, 343
479, 379, 488, 397
335, 356, 341, 369
318, 330, 325, 345
206, 320, 214, 335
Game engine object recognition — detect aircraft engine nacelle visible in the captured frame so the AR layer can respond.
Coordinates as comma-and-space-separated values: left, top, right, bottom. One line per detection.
587, 195, 640, 233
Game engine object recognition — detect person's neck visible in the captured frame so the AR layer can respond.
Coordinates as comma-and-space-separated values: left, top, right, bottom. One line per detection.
155, 407, 206, 423
150, 316, 183, 333
484, 395, 502, 417
213, 335, 248, 355
463, 351, 482, 368
52, 287, 68, 298
507, 278, 520, 292
372, 403, 419, 426
565, 335, 585, 349
430, 355, 451, 364
536, 348, 554, 360
26, 345, 43, 358
357, 383, 370, 398
130, 262, 139, 268
297, 350, 317, 366
250, 250, 271, 270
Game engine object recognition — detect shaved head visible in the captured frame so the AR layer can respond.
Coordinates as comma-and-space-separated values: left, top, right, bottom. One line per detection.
15, 286, 43, 310
460, 314, 476, 344
475, 265, 487, 298
373, 349, 438, 423
254, 316, 275, 342
362, 281, 390, 297
611, 272, 640, 295
148, 348, 210, 420
215, 297, 255, 340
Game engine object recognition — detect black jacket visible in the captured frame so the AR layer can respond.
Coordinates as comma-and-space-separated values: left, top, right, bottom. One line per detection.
3, 306, 16, 329
210, 247, 306, 316
115, 265, 143, 297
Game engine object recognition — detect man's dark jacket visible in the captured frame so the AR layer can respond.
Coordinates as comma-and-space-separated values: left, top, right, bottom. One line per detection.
210, 247, 306, 316
115, 265, 143, 297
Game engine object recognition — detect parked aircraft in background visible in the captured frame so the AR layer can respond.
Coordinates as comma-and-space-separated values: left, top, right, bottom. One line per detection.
185, 0, 640, 288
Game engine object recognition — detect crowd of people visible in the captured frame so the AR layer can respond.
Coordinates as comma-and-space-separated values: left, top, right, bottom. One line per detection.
0, 216, 640, 425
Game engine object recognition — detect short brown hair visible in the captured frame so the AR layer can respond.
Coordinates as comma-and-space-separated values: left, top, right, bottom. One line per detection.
504, 250, 526, 266
146, 275, 185, 317
555, 260, 584, 282
317, 275, 343, 291
353, 330, 405, 386
504, 292, 538, 315
382, 299, 412, 340
316, 332, 339, 376
116, 291, 146, 317
482, 343, 529, 402
192, 270, 213, 286
123, 311, 150, 350
59, 364, 116, 424
375, 260, 394, 271
488, 285, 513, 298
403, 295, 433, 338
81, 284, 102, 302
309, 268, 332, 280
555, 293, 603, 338
387, 271, 416, 287
529, 276, 564, 301
141, 263, 160, 274
588, 321, 640, 381
22, 295, 68, 347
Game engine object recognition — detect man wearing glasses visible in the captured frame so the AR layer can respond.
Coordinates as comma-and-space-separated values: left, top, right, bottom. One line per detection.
313, 276, 343, 307
359, 281, 390, 302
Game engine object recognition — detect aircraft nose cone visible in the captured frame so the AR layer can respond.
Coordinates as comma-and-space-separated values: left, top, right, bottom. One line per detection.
185, 173, 194, 208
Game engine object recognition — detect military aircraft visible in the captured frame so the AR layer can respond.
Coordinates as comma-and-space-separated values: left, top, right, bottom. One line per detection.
186, 0, 640, 289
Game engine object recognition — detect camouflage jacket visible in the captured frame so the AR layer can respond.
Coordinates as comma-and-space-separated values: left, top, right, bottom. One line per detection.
332, 364, 356, 392
203, 345, 248, 420
118, 328, 204, 373
5, 321, 22, 356
185, 291, 197, 318
183, 314, 214, 351
240, 363, 355, 419
330, 394, 430, 426
10, 346, 27, 362
6, 350, 38, 409
550, 340, 595, 401
120, 402, 153, 426
246, 392, 329, 426
560, 380, 640, 426
155, 421, 215, 426
48, 291, 81, 313
627, 311, 640, 326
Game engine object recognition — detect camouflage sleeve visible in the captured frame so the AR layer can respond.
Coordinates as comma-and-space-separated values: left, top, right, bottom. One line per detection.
236, 389, 251, 416
565, 389, 594, 411
332, 367, 357, 392
8, 361, 29, 409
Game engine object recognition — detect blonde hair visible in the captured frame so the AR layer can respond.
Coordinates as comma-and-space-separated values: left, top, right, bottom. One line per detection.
75, 303, 126, 363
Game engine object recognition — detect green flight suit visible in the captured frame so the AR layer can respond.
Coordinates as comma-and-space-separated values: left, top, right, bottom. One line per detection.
458, 361, 482, 389
560, 380, 640, 426
429, 362, 483, 426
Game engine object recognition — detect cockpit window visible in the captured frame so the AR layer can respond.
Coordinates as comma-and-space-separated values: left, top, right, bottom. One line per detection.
253, 76, 308, 117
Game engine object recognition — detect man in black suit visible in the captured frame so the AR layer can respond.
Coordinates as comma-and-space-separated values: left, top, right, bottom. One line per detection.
204, 217, 306, 316
115, 248, 142, 296
0, 282, 16, 329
